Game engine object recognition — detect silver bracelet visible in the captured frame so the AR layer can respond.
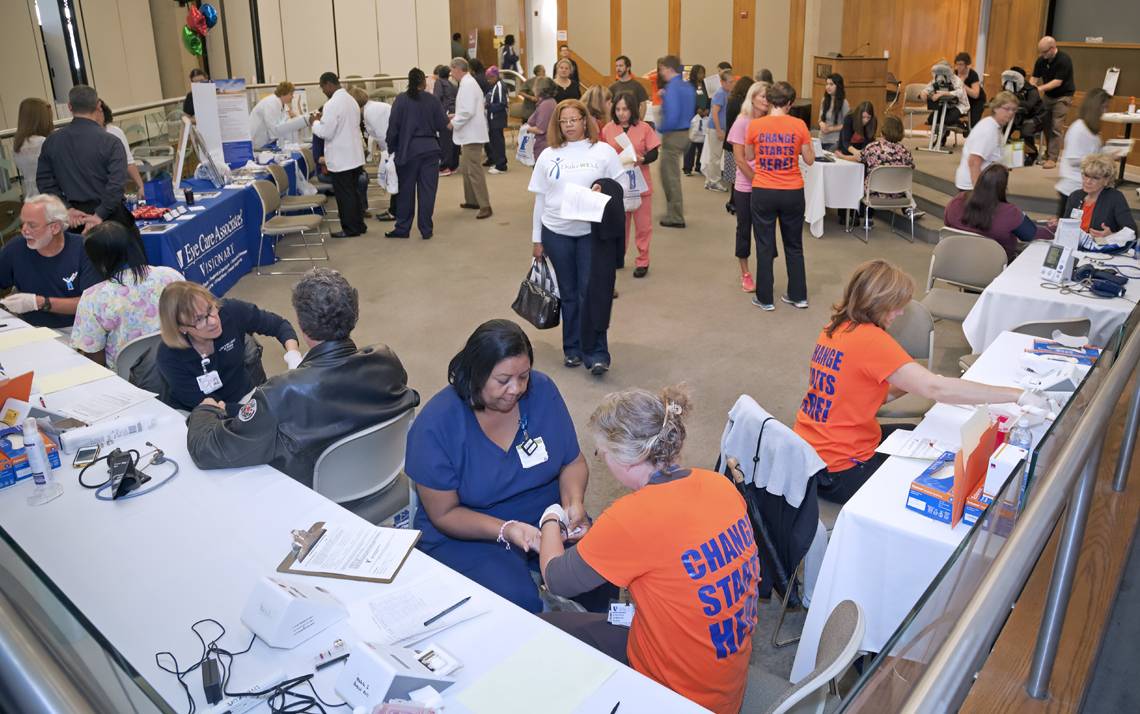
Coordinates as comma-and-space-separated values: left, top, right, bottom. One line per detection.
497, 520, 518, 550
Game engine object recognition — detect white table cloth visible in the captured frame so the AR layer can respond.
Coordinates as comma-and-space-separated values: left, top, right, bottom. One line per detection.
803, 158, 865, 238
961, 241, 1140, 352
790, 332, 1052, 682
0, 320, 706, 713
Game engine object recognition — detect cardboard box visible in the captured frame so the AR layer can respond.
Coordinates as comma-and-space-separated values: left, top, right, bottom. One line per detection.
985, 443, 1028, 498
0, 427, 62, 489
905, 451, 958, 524
963, 486, 993, 527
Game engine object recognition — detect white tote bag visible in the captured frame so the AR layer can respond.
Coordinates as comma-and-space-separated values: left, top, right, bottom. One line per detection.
516, 125, 536, 166
617, 168, 645, 211
379, 151, 399, 194
688, 115, 706, 143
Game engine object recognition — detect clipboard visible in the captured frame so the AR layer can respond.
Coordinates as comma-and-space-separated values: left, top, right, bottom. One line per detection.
277, 520, 421, 584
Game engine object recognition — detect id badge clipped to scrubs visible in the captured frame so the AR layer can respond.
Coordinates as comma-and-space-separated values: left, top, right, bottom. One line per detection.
196, 356, 223, 395
516, 414, 549, 469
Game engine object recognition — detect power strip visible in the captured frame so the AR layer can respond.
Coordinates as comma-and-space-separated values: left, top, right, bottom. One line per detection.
204, 671, 283, 714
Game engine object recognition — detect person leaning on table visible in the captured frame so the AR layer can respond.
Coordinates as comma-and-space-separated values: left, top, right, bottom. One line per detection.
793, 260, 1048, 505
404, 319, 615, 614
156, 281, 301, 414
538, 385, 759, 714
186, 268, 418, 487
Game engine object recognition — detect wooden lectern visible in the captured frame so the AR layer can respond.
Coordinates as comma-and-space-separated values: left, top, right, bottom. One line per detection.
810, 56, 890, 131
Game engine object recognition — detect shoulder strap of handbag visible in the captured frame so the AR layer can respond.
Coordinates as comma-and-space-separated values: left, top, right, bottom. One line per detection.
751, 417, 774, 483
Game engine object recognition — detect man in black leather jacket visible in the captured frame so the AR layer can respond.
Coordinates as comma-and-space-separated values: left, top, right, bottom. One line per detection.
186, 268, 419, 486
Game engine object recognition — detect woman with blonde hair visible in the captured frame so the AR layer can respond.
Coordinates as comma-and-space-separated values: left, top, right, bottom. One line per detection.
581, 85, 612, 132
13, 97, 54, 197
727, 81, 768, 292
528, 99, 624, 374
156, 282, 301, 413
538, 385, 759, 714
793, 260, 1039, 503
1059, 153, 1137, 241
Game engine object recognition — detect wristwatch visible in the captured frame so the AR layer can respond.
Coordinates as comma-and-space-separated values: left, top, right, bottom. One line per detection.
39, 295, 52, 312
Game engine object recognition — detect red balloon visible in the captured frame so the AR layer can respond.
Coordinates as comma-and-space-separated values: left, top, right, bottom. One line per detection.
187, 5, 208, 36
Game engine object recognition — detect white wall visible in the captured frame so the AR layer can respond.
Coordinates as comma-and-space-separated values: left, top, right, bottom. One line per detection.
336, 0, 381, 76
566, 0, 610, 74
0, 0, 52, 128
526, 0, 557, 76
680, 0, 732, 71
280, 0, 337, 81
755, 0, 790, 81
76, 0, 163, 108
415, 0, 451, 70
621, 0, 667, 77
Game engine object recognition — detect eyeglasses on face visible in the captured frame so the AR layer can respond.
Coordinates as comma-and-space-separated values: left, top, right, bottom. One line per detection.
180, 304, 219, 329
559, 116, 584, 126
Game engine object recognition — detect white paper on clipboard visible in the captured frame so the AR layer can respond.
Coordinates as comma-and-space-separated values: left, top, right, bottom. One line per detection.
1103, 67, 1120, 95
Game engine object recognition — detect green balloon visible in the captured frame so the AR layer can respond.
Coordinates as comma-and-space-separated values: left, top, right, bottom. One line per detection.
181, 25, 203, 56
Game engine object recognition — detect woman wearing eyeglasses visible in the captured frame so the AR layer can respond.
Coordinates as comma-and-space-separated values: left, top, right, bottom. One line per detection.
529, 99, 625, 375
156, 281, 301, 413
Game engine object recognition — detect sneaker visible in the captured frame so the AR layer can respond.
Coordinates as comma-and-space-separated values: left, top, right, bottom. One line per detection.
707, 182, 729, 193
633, 266, 648, 278
741, 272, 755, 292
589, 362, 610, 376
904, 208, 926, 220
751, 297, 775, 311
564, 355, 582, 368
781, 295, 809, 309
439, 168, 454, 177
488, 167, 506, 174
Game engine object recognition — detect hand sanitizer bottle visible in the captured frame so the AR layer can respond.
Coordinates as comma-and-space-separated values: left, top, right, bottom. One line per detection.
24, 419, 63, 506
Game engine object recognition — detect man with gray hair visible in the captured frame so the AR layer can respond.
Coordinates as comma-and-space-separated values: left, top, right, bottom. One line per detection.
36, 85, 134, 235
0, 193, 98, 329
187, 268, 420, 498
449, 57, 493, 219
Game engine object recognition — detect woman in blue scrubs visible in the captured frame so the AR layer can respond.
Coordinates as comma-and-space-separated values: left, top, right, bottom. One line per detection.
406, 319, 609, 612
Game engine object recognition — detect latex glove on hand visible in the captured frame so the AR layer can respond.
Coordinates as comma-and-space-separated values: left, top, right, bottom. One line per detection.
1017, 389, 1049, 412
283, 350, 304, 369
541, 503, 568, 530
1, 293, 38, 314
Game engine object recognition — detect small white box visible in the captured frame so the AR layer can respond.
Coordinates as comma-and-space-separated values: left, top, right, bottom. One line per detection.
240, 576, 347, 649
334, 641, 455, 708
985, 443, 1028, 498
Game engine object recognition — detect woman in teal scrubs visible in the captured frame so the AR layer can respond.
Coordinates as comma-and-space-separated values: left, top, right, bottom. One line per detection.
406, 319, 612, 612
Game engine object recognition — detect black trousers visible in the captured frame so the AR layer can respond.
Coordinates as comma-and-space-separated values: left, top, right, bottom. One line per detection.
817, 424, 906, 504
439, 127, 459, 170
750, 188, 806, 305
683, 140, 703, 173
393, 153, 440, 236
330, 166, 366, 235
487, 126, 508, 170
733, 189, 754, 259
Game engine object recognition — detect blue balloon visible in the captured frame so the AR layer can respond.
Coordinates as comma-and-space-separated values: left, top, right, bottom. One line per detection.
201, 3, 218, 28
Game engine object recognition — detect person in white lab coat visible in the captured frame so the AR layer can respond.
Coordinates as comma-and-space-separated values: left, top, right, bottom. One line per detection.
249, 81, 310, 150
312, 72, 367, 237
448, 57, 492, 219
349, 86, 396, 222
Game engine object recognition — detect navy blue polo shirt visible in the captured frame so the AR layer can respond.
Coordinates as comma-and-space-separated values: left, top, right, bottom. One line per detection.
0, 232, 99, 328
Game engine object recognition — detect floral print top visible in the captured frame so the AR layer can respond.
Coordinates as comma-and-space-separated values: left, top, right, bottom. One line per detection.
860, 139, 915, 197
70, 266, 184, 370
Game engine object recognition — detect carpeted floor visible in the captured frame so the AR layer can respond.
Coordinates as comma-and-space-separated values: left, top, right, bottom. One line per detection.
228, 154, 966, 707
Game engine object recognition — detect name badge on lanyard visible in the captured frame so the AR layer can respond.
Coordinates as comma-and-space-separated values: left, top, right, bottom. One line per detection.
516, 413, 549, 469
196, 355, 224, 395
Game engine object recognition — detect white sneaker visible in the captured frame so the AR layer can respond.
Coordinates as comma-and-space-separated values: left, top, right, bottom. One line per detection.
781, 295, 809, 309
751, 297, 775, 311
488, 167, 506, 175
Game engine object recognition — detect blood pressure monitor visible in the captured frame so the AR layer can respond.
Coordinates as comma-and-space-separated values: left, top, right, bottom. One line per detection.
1041, 243, 1075, 283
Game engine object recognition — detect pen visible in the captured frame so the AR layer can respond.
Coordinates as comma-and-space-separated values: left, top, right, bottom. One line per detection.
610, 702, 621, 714
423, 596, 471, 626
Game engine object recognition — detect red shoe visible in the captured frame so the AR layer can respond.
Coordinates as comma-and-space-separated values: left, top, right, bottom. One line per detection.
741, 272, 755, 292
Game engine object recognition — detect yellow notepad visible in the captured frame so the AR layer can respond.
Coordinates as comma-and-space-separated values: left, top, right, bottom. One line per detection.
36, 363, 114, 394
0, 327, 58, 351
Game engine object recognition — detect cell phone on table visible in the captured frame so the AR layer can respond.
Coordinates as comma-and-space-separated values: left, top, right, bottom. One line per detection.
72, 445, 101, 468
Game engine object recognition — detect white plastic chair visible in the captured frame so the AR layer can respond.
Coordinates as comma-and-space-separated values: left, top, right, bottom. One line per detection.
877, 301, 936, 421
902, 83, 928, 135
312, 409, 416, 523
113, 332, 162, 382
860, 166, 917, 243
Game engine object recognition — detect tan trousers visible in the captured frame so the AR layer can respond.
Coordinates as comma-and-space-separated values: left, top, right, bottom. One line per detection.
460, 144, 491, 209
1042, 95, 1072, 162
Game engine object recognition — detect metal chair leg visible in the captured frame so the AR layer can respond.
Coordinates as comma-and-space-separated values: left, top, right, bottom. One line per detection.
772, 560, 805, 648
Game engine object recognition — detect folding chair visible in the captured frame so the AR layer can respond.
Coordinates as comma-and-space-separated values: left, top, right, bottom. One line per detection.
251, 179, 328, 276
859, 166, 917, 243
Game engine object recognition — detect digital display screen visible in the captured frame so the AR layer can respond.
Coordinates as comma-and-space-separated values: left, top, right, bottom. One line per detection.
1045, 244, 1063, 268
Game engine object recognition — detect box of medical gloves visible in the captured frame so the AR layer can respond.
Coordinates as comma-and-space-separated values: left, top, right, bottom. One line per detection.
0, 426, 61, 489
905, 451, 958, 524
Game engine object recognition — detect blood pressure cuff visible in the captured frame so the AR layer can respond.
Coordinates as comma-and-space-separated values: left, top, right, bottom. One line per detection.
1073, 264, 1128, 286
1090, 278, 1126, 298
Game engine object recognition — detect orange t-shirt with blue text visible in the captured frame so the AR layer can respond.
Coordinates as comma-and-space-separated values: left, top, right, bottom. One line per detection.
745, 113, 811, 190
793, 322, 913, 472
576, 468, 760, 714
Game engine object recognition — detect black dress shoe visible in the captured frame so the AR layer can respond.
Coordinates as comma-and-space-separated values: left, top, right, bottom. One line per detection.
589, 362, 610, 376
659, 220, 686, 228
384, 230, 409, 238
330, 231, 358, 238
375, 211, 396, 221
633, 266, 648, 278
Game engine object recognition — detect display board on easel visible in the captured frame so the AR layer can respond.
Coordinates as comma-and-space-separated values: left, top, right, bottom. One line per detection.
191, 79, 255, 167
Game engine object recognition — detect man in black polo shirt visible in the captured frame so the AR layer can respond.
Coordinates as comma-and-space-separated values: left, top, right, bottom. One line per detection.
36, 85, 135, 236
0, 194, 99, 329
1030, 36, 1075, 170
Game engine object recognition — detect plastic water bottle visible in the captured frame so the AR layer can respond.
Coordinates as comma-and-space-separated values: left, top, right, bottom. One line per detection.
23, 419, 63, 506
1007, 418, 1033, 454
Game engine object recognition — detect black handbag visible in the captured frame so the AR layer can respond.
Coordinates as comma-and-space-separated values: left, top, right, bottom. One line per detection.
511, 257, 561, 329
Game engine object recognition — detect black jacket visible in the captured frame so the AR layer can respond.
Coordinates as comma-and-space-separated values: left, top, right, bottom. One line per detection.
186, 338, 420, 487
580, 178, 624, 349
1064, 188, 1138, 237
1015, 85, 1047, 129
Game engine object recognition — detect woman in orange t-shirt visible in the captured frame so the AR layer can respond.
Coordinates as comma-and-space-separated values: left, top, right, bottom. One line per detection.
793, 260, 1033, 503
744, 81, 815, 311
537, 386, 759, 714
601, 92, 661, 275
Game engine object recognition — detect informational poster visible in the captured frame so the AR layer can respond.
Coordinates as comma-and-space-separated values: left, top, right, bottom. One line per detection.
191, 79, 255, 168
467, 29, 477, 60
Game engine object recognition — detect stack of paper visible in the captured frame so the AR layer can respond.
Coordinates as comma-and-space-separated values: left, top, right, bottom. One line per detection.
369, 577, 486, 646
0, 327, 59, 351
48, 379, 157, 422
876, 429, 956, 460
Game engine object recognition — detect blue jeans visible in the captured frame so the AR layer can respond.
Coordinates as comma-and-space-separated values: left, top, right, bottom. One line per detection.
541, 226, 609, 367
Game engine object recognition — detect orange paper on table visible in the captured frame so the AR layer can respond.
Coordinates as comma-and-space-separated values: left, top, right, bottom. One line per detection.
0, 372, 33, 404
952, 422, 1001, 527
